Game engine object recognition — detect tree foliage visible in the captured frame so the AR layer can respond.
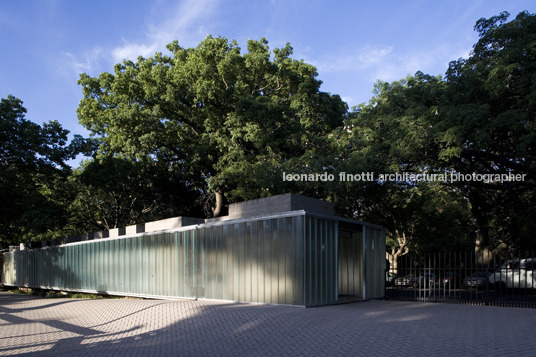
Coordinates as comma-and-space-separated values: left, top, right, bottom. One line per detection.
333, 74, 474, 256
77, 36, 347, 217
341, 11, 536, 253
439, 11, 536, 251
66, 156, 200, 233
3, 11, 535, 256
0, 95, 80, 245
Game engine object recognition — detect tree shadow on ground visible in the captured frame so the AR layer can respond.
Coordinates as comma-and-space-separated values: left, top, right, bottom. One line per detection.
2, 295, 536, 356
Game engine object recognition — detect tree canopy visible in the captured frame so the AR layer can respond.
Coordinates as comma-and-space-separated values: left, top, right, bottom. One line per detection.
65, 156, 201, 234
440, 11, 536, 251
0, 95, 81, 245
340, 11, 536, 254
2, 10, 535, 257
77, 36, 347, 217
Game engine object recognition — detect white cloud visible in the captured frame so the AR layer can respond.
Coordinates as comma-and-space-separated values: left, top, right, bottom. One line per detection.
311, 43, 472, 82
372, 44, 472, 81
60, 47, 103, 73
357, 46, 394, 68
112, 43, 159, 63
310, 45, 393, 73
309, 43, 474, 108
341, 96, 353, 105
57, 47, 105, 77
112, 0, 219, 62
54, 0, 220, 77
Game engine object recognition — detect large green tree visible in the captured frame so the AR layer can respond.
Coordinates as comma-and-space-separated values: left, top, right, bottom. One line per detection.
0, 95, 81, 246
439, 11, 536, 252
65, 156, 201, 233
77, 36, 347, 217
340, 11, 536, 256
332, 73, 474, 263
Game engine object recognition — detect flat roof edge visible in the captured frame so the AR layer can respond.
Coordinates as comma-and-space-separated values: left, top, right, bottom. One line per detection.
17, 210, 384, 249
304, 211, 387, 231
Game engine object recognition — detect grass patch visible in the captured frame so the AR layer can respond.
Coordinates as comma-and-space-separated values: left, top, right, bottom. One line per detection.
5, 288, 139, 300
7, 288, 26, 294
69, 292, 103, 299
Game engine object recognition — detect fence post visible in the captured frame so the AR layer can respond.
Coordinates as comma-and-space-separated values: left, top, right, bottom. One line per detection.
484, 250, 490, 306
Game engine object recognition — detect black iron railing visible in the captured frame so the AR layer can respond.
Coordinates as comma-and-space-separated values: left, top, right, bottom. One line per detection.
385, 251, 536, 308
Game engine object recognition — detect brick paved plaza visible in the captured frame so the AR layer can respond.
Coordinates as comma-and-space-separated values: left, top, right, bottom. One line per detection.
0, 291, 535, 356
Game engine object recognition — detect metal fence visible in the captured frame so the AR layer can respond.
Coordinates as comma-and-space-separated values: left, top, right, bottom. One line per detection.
385, 251, 536, 308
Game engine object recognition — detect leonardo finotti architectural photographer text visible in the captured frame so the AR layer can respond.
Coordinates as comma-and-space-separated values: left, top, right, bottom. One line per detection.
282, 171, 527, 184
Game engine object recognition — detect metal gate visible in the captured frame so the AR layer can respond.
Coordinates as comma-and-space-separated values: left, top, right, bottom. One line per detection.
385, 251, 536, 308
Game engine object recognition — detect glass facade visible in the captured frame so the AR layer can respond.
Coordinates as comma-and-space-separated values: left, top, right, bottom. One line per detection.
2, 212, 385, 306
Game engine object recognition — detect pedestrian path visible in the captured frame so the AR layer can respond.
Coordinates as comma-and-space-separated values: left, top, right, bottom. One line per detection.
0, 292, 535, 356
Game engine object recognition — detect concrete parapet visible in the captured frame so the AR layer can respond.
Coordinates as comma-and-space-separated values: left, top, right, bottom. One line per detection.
94, 231, 110, 239
126, 224, 145, 236
207, 193, 334, 223
229, 193, 333, 218
109, 227, 126, 237
80, 233, 94, 241
144, 217, 204, 232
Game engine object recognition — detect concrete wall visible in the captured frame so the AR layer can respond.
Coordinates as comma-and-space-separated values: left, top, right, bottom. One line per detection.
207, 193, 334, 223
144, 216, 204, 232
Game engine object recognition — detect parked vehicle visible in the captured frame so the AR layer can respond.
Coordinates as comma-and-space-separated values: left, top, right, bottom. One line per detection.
440, 272, 461, 288
410, 273, 437, 288
385, 272, 399, 287
488, 258, 536, 290
463, 272, 490, 289
384, 251, 536, 308
394, 274, 413, 287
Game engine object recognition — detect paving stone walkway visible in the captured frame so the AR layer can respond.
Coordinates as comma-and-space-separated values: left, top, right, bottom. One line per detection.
0, 291, 535, 356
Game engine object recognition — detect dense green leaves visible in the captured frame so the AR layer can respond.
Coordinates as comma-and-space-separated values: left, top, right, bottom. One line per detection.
441, 11, 536, 251
65, 157, 200, 234
341, 11, 536, 253
0, 96, 80, 245
3, 12, 535, 256
77, 36, 347, 215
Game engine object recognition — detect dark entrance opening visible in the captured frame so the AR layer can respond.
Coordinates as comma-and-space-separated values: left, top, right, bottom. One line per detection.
337, 222, 364, 303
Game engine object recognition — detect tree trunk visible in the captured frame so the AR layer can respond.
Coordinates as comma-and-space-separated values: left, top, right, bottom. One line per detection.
212, 190, 224, 218
386, 231, 410, 274
474, 219, 490, 255
387, 252, 399, 273
469, 191, 498, 264
473, 216, 508, 265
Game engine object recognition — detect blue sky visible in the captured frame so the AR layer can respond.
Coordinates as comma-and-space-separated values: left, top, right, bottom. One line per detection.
1, 0, 534, 161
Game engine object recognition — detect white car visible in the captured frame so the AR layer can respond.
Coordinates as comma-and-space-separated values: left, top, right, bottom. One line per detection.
488, 258, 536, 290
